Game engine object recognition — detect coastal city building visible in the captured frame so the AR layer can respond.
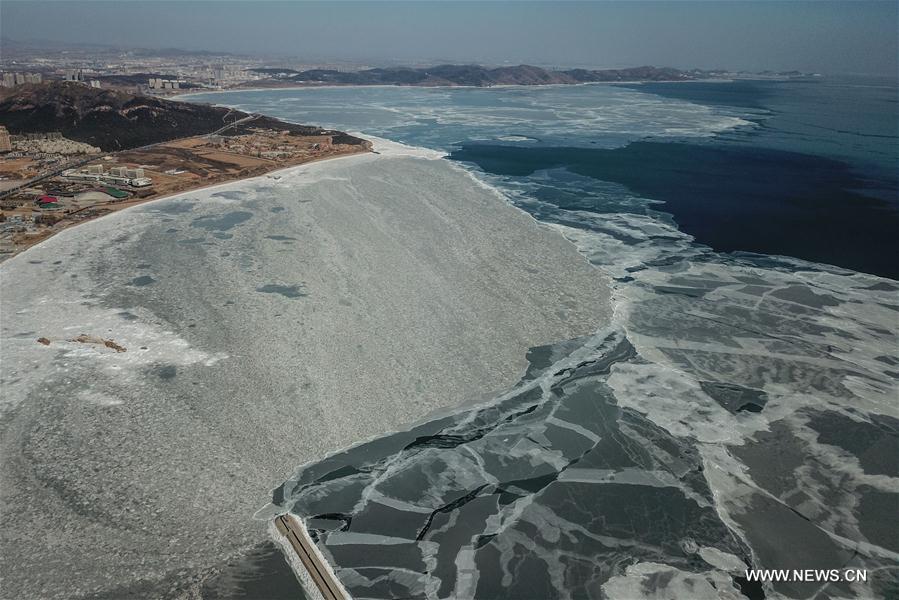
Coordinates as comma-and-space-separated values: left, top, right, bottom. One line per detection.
63, 165, 152, 187
0, 127, 11, 153
148, 78, 181, 90
1, 72, 42, 87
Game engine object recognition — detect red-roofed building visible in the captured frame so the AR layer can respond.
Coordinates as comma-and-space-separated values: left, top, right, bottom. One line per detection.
37, 195, 58, 204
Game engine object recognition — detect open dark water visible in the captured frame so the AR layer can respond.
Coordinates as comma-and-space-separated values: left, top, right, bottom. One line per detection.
452, 141, 899, 278
200, 542, 309, 600
187, 77, 899, 600
452, 78, 899, 279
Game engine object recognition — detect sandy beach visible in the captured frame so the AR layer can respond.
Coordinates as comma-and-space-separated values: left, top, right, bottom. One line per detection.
0, 140, 610, 598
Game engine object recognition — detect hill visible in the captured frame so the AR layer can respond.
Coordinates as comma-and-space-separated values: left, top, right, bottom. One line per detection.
0, 82, 364, 152
0, 82, 245, 151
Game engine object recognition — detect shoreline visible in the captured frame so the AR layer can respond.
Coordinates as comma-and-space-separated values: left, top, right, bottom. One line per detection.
1, 141, 371, 264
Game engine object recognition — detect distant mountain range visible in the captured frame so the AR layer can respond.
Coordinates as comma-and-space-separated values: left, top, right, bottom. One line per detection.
0, 81, 363, 151
247, 64, 694, 87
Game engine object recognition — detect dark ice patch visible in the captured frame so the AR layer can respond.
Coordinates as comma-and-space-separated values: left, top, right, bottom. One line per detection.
806, 411, 899, 477
862, 281, 898, 292
856, 486, 899, 553
733, 493, 854, 599
700, 381, 768, 413
655, 285, 708, 298
770, 285, 840, 308
211, 191, 246, 200
667, 276, 730, 291
328, 540, 426, 572
190, 211, 253, 231
130, 275, 156, 287
737, 285, 771, 296
154, 365, 177, 380
256, 284, 307, 298
731, 422, 806, 498
521, 336, 597, 382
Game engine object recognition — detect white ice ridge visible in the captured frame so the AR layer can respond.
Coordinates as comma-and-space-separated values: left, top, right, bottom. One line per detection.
361, 134, 447, 159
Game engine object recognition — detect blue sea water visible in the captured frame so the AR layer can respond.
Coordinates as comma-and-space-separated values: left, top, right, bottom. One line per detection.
190, 77, 898, 278
186, 78, 899, 599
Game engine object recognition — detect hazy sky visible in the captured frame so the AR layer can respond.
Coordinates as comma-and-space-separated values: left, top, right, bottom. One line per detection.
2, 1, 897, 75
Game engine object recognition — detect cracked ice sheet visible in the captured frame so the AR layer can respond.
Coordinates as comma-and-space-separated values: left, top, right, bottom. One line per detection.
537, 208, 898, 598
269, 241, 899, 599
268, 330, 757, 599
